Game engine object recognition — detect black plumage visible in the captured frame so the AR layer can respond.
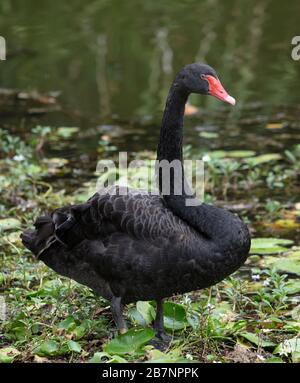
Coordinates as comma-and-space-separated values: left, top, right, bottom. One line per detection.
21, 63, 251, 340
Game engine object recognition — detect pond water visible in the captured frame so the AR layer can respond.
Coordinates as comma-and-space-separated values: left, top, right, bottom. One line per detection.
1, 1, 300, 114
1, 0, 300, 189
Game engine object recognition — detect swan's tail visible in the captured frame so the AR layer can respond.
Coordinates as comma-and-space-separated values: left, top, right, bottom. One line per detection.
21, 215, 55, 257
21, 203, 92, 256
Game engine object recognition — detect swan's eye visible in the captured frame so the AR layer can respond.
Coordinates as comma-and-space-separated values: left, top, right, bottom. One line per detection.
200, 74, 207, 80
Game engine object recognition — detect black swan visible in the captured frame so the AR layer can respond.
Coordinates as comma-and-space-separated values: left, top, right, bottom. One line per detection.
21, 63, 251, 341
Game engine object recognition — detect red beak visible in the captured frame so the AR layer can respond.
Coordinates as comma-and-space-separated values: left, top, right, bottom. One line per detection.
205, 75, 236, 105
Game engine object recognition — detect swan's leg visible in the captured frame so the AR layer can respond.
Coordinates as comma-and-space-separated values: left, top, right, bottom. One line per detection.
111, 296, 127, 334
154, 299, 171, 342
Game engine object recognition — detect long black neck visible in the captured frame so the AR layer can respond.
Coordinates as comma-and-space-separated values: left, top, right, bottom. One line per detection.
157, 79, 193, 198
157, 81, 188, 164
156, 79, 209, 231
156, 78, 249, 252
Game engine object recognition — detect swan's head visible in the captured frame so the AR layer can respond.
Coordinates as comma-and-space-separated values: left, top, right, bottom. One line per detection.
178, 63, 236, 106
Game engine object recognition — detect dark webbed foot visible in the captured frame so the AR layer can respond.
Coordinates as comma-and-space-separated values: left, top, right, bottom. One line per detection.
156, 331, 172, 343
150, 332, 172, 351
151, 299, 173, 349
111, 296, 127, 334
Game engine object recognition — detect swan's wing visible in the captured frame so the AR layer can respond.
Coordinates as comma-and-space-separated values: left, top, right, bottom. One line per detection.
22, 189, 215, 302
91, 189, 190, 239
53, 188, 192, 247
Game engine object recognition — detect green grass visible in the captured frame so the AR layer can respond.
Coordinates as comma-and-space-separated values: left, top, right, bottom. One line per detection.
1, 127, 300, 363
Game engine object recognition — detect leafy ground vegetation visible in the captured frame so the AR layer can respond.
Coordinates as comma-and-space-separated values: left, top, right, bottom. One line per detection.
1, 113, 300, 363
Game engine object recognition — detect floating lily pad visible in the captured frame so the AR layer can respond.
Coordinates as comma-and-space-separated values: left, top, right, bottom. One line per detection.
251, 246, 288, 255
250, 238, 293, 255
251, 238, 294, 247
56, 127, 79, 139
248, 255, 261, 263
44, 157, 69, 168
264, 248, 300, 275
104, 328, 155, 356
285, 280, 300, 294
137, 301, 155, 323
128, 301, 155, 326
146, 348, 190, 363
207, 150, 256, 159
89, 352, 127, 363
163, 302, 189, 330
245, 153, 282, 166
199, 132, 219, 139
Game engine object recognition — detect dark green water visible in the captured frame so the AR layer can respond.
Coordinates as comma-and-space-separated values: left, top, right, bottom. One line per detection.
1, 0, 300, 157
1, 0, 300, 116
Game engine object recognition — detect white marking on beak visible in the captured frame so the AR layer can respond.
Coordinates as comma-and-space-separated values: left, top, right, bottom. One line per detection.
225, 95, 236, 106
